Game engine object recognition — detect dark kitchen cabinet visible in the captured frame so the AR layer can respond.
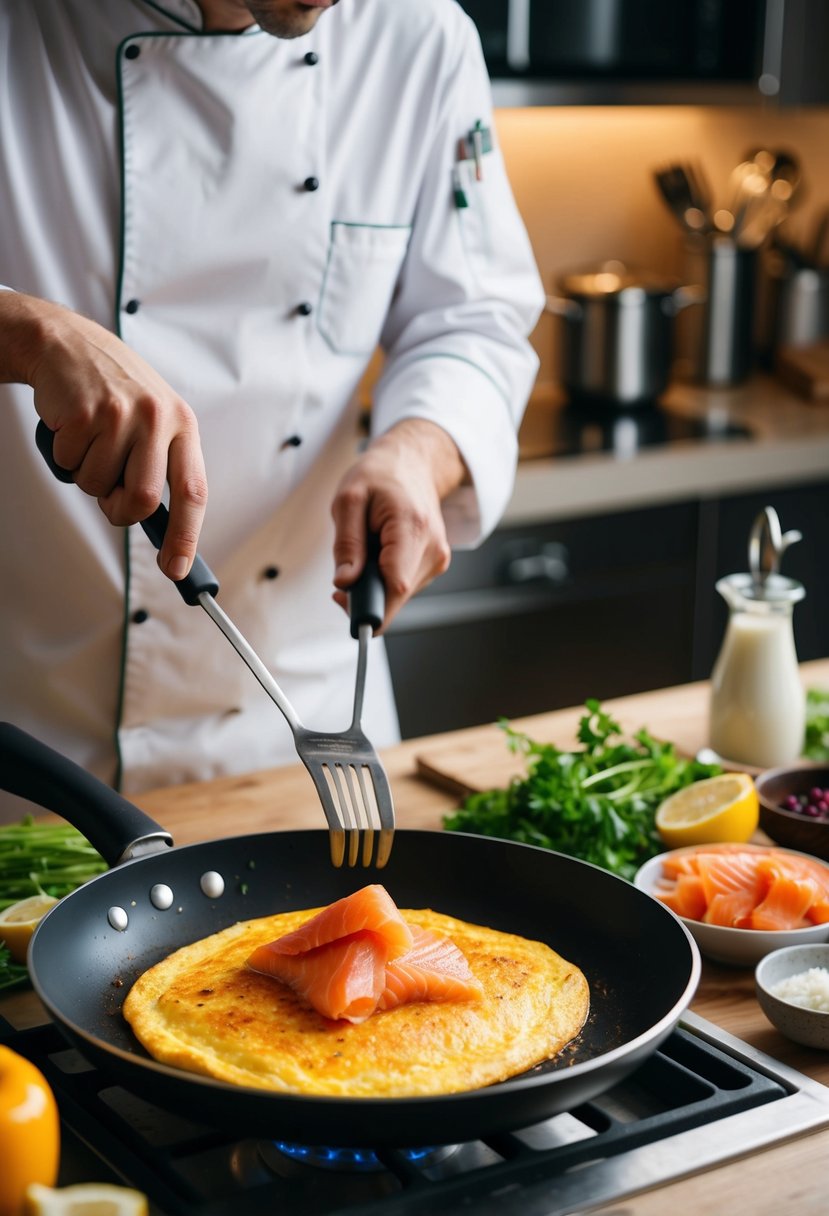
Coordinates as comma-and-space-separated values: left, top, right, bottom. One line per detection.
384, 479, 829, 739
459, 0, 829, 107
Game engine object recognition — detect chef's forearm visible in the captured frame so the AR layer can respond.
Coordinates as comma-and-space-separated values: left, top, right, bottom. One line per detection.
0, 290, 60, 386
372, 417, 469, 502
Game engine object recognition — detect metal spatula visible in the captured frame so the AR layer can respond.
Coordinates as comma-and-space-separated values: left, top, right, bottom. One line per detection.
35, 422, 395, 868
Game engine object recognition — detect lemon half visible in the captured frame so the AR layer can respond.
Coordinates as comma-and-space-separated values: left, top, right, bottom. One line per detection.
25, 1183, 148, 1216
0, 894, 59, 964
655, 773, 759, 849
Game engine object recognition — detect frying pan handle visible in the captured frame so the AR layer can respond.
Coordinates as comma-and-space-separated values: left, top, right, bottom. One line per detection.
35, 421, 219, 606
348, 532, 385, 638
0, 722, 173, 866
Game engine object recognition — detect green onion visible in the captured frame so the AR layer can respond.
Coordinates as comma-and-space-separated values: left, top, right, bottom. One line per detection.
0, 815, 107, 912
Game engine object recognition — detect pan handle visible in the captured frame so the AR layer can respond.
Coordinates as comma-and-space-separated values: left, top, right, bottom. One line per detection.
0, 723, 173, 866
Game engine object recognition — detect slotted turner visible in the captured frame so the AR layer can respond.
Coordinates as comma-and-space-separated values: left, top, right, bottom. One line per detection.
35, 422, 395, 868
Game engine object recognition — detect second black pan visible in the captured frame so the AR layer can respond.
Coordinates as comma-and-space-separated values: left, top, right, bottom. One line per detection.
1, 723, 700, 1147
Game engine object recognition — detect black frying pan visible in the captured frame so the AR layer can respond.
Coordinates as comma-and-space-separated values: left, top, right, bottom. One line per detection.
1, 723, 700, 1147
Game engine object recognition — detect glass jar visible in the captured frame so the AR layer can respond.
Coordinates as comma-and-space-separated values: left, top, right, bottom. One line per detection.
708, 572, 806, 769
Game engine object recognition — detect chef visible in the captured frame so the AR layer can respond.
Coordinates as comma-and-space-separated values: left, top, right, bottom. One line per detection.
0, 0, 542, 817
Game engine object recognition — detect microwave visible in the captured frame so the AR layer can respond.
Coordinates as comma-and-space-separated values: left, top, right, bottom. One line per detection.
457, 0, 829, 106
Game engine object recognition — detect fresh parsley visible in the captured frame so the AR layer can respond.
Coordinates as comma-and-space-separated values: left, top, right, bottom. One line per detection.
0, 943, 28, 992
443, 699, 721, 880
804, 688, 829, 762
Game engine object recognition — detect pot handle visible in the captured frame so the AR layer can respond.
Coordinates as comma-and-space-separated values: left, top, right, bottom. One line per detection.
0, 722, 173, 866
545, 294, 582, 320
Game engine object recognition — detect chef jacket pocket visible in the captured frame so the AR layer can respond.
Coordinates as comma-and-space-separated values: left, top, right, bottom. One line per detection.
317, 222, 411, 355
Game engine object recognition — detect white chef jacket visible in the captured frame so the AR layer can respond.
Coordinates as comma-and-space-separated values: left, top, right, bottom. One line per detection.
0, 0, 542, 817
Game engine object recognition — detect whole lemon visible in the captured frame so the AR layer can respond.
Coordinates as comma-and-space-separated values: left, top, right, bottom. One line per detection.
0, 1045, 60, 1216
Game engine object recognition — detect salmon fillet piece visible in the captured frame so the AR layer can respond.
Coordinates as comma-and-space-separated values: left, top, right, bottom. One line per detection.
264, 885, 413, 960
247, 930, 389, 1024
246, 886, 480, 1024
378, 927, 483, 1010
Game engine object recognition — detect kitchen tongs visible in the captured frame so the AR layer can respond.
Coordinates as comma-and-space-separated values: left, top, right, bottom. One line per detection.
35, 423, 395, 868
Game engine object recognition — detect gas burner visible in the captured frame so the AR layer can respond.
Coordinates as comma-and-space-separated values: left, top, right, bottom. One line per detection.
260, 1141, 457, 1175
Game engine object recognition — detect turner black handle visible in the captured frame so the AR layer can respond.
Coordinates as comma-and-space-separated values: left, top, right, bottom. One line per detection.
35, 420, 219, 606
349, 532, 385, 638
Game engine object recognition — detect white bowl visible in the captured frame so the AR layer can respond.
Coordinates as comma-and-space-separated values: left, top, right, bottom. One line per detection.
756, 944, 829, 1049
634, 849, 829, 968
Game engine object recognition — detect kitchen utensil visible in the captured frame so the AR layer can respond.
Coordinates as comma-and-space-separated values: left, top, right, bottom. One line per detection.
635, 850, 829, 967
756, 944, 829, 1049
34, 422, 394, 870
0, 722, 700, 1147
755, 763, 829, 859
547, 263, 703, 407
653, 163, 712, 234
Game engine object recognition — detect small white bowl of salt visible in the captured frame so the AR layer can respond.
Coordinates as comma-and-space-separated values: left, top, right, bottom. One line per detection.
756, 944, 829, 1049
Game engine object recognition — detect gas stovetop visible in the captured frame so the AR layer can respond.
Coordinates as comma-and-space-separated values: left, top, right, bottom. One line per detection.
3, 1004, 829, 1216
551, 400, 752, 459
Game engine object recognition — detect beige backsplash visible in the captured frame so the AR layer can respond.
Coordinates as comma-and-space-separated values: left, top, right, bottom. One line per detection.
496, 104, 829, 387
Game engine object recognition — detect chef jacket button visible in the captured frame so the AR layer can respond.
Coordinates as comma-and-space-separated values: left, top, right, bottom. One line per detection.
303, 176, 320, 192
281, 434, 302, 449
262, 565, 280, 580
124, 44, 141, 60
304, 51, 319, 65
296, 301, 313, 316
124, 299, 140, 314
131, 609, 150, 624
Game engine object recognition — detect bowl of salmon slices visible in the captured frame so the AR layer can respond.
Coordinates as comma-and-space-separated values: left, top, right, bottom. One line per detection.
634, 842, 829, 967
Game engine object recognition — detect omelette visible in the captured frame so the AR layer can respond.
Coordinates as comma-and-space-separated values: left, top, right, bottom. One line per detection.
122, 891, 590, 1099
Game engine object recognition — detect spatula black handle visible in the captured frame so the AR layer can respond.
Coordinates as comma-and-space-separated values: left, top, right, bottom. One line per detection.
35, 420, 219, 606
349, 532, 385, 638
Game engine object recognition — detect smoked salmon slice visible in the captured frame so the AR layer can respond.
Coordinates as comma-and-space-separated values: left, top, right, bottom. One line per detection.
264, 885, 413, 960
247, 930, 389, 1024
246, 886, 480, 1024
652, 843, 829, 931
377, 927, 483, 1011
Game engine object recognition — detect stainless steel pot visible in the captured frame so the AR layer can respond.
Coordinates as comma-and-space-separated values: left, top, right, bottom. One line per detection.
547, 263, 702, 407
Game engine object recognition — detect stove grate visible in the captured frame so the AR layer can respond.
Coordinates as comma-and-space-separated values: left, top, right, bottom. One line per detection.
0, 1014, 801, 1216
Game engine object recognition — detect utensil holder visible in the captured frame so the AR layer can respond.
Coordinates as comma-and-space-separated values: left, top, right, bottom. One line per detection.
770, 260, 829, 349
683, 235, 758, 387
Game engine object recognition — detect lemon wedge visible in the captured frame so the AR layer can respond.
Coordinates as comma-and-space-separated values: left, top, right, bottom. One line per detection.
655, 773, 759, 848
0, 894, 59, 964
25, 1183, 148, 1216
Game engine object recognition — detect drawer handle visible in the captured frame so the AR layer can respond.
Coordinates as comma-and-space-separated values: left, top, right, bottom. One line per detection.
501, 543, 569, 586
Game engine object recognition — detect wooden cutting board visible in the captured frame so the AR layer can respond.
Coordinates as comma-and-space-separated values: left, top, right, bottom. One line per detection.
775, 340, 829, 400
414, 706, 593, 798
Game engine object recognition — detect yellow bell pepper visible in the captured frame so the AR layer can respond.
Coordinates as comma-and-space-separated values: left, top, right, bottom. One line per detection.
0, 1046, 60, 1216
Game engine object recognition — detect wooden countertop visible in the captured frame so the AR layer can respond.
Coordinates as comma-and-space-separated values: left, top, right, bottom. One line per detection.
132, 657, 829, 1215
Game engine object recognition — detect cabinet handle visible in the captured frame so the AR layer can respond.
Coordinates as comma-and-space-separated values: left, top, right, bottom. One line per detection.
501, 542, 570, 586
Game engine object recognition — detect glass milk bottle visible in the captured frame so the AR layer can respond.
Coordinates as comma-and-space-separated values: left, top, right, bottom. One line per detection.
708, 508, 805, 769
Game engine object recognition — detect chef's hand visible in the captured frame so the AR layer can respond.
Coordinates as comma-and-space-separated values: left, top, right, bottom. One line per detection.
331, 418, 468, 629
2, 292, 207, 581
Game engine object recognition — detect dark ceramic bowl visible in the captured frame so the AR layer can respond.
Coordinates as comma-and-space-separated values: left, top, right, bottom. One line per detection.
755, 764, 829, 860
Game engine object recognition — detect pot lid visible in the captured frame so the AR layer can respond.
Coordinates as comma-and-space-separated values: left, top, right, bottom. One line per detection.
558, 261, 678, 299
